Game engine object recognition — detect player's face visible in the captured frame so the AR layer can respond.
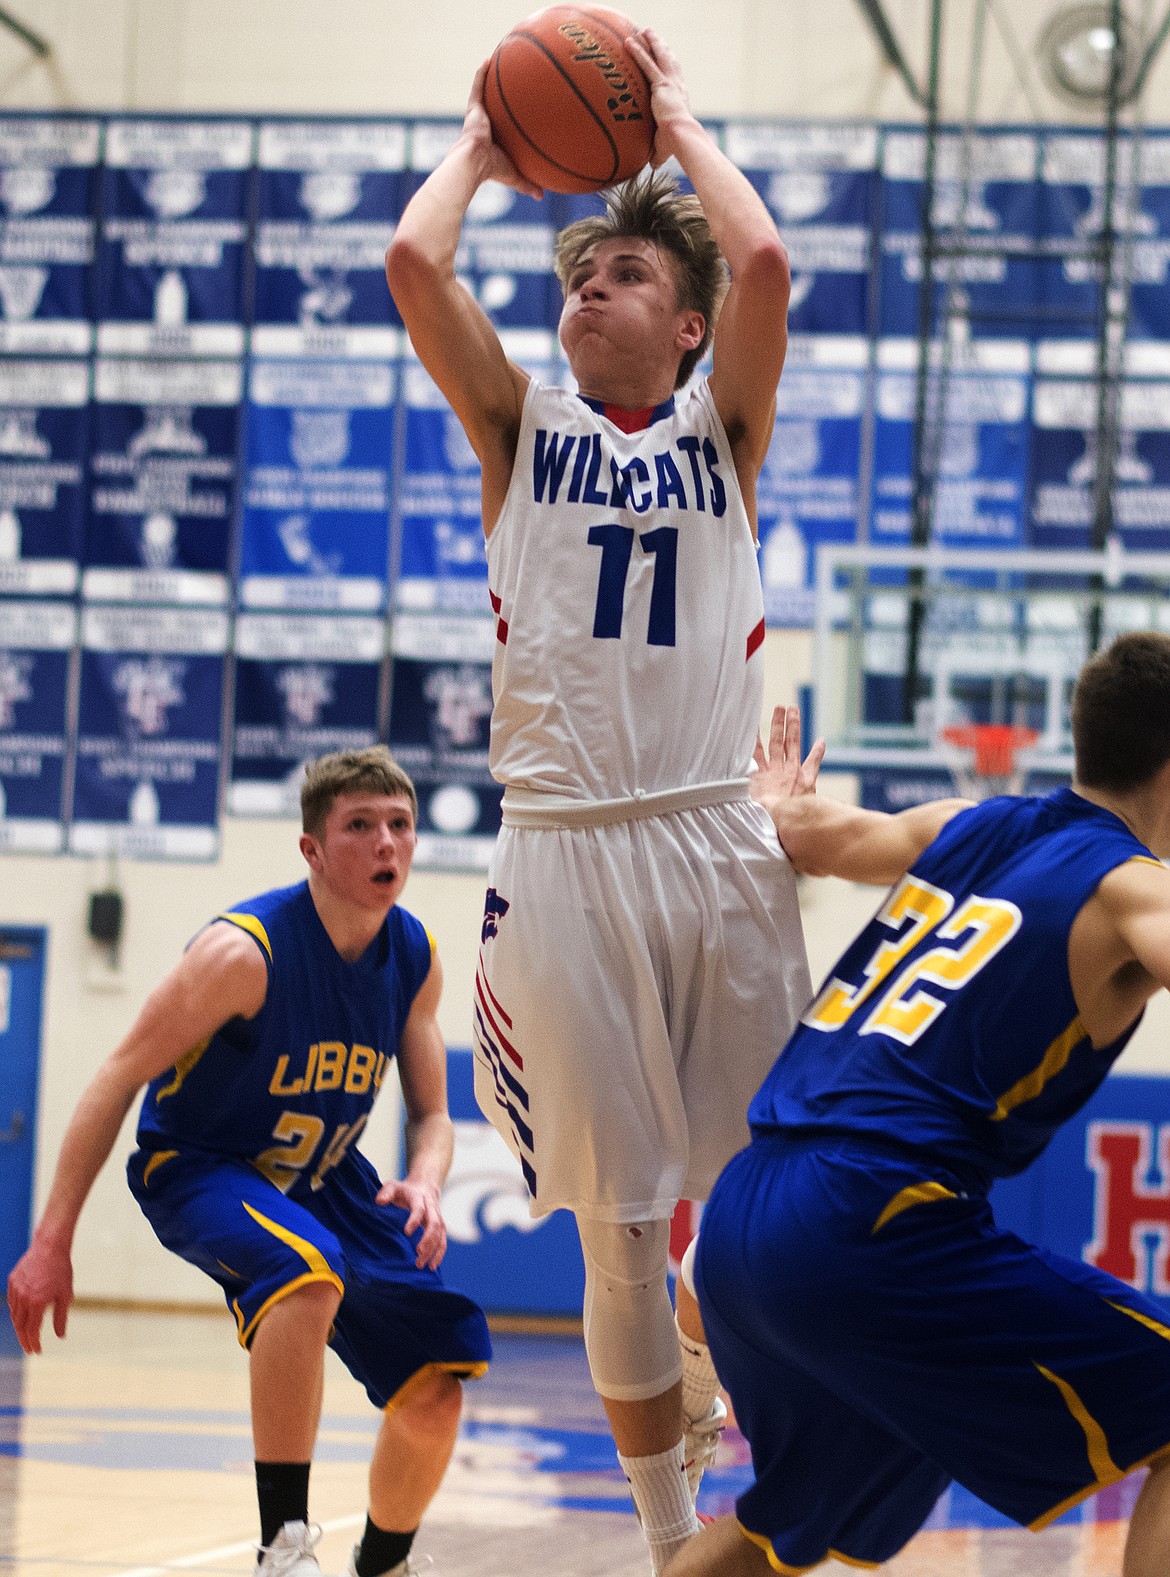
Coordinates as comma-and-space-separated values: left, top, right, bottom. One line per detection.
306, 791, 418, 913
558, 236, 700, 395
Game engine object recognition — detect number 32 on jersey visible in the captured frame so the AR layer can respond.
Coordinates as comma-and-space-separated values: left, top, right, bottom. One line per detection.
803, 874, 1022, 1045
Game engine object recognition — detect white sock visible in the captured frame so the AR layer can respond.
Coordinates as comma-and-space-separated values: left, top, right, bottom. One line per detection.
618, 1441, 701, 1574
676, 1313, 720, 1425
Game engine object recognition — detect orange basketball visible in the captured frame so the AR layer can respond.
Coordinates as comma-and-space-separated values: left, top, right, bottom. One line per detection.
483, 6, 654, 195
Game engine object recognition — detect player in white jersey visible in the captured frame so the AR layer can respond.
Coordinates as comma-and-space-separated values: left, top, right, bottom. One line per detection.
387, 27, 815, 1573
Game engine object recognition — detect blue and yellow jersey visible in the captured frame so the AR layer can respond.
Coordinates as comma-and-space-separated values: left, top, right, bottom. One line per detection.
136, 881, 434, 1200
749, 787, 1161, 1189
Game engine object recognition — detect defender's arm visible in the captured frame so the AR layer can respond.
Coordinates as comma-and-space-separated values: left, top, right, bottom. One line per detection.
7, 924, 267, 1353
378, 948, 454, 1270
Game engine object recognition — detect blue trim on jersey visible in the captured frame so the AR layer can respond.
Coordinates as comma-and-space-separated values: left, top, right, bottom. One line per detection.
576, 392, 676, 431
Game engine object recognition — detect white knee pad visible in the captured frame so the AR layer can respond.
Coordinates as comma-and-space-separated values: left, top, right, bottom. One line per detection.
679, 1235, 698, 1300
576, 1215, 681, 1402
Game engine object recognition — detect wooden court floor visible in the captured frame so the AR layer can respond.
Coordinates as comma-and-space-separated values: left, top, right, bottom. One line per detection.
0, 1308, 1142, 1577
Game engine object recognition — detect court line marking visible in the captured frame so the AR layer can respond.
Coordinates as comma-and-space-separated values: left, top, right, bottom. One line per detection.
109, 1514, 364, 1577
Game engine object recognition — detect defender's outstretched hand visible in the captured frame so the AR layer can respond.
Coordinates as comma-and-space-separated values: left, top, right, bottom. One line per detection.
751, 704, 826, 823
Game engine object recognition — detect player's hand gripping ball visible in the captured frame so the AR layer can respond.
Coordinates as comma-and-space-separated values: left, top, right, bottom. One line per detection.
483, 6, 654, 194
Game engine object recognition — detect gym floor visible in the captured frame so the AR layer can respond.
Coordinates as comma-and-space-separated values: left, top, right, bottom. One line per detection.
0, 1308, 1140, 1577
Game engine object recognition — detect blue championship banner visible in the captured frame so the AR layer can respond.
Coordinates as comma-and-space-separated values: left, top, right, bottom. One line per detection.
70, 604, 228, 860
0, 116, 99, 355
82, 357, 243, 607
880, 129, 1040, 341
387, 612, 501, 873
872, 338, 1031, 549
757, 335, 867, 628
0, 599, 75, 853
1127, 133, 1170, 343
252, 119, 406, 361
97, 118, 252, 358
229, 612, 385, 817
410, 123, 561, 332
724, 122, 879, 338
1030, 375, 1170, 553
0, 357, 89, 598
396, 338, 560, 616
238, 358, 395, 612
397, 357, 491, 616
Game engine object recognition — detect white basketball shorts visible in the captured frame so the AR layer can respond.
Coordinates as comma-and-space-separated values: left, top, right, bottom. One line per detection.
472, 795, 813, 1223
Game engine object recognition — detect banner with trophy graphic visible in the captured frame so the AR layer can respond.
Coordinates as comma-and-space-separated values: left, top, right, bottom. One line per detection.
1030, 375, 1170, 553
229, 612, 385, 816
725, 122, 879, 338
879, 128, 1040, 341
387, 612, 500, 872
0, 116, 100, 355
238, 358, 396, 612
0, 599, 76, 853
97, 118, 252, 357
0, 358, 89, 599
70, 604, 228, 860
252, 119, 406, 361
871, 337, 1031, 550
82, 357, 242, 606
756, 335, 867, 628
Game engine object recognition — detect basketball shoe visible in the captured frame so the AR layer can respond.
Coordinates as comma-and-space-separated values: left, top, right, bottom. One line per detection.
256, 1522, 322, 1577
683, 1396, 727, 1501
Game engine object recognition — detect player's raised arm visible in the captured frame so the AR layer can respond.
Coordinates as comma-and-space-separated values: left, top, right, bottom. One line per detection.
626, 27, 789, 483
386, 61, 539, 514
751, 703, 971, 886
6, 923, 267, 1354
377, 947, 454, 1272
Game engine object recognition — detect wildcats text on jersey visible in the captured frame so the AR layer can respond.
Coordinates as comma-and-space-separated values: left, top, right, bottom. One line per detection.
532, 427, 727, 516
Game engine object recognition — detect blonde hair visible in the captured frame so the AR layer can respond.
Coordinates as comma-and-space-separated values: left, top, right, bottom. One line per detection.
554, 169, 729, 389
300, 745, 417, 838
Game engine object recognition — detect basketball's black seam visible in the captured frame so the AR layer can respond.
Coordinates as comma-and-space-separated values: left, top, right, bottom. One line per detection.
495, 29, 622, 184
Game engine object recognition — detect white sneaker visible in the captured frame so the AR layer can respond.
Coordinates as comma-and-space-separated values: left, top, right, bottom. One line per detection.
683, 1396, 728, 1500
256, 1522, 323, 1577
344, 1549, 433, 1577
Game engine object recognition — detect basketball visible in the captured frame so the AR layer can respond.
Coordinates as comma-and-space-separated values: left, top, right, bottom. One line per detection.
483, 6, 654, 195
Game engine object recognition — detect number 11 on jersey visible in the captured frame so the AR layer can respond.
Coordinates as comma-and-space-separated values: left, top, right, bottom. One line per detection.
588, 522, 678, 647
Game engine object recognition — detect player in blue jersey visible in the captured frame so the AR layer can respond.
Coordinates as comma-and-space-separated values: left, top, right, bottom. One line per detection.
7, 746, 491, 1577
665, 630, 1170, 1577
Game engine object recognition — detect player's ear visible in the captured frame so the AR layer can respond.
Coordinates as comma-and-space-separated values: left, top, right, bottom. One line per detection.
299, 830, 324, 872
677, 309, 705, 352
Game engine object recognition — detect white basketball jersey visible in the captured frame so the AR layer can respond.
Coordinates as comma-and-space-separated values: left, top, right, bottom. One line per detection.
486, 379, 766, 800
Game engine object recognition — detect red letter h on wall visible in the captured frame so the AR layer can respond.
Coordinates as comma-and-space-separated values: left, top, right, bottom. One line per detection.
1086, 1121, 1170, 1294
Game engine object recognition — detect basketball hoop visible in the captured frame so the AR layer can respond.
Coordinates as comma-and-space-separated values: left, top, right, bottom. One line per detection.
941, 724, 1040, 799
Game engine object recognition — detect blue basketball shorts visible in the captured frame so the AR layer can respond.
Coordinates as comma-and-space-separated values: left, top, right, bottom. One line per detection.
696, 1134, 1170, 1574
128, 1144, 491, 1409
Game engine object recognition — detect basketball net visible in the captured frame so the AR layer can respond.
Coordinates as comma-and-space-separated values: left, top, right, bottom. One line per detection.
941, 724, 1039, 800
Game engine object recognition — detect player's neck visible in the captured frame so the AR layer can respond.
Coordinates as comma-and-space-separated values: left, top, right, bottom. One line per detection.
307, 875, 388, 962
1072, 770, 1170, 859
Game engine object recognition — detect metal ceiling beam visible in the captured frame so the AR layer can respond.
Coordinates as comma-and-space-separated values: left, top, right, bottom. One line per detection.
0, 5, 49, 59
851, 0, 928, 107
1132, 0, 1170, 98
